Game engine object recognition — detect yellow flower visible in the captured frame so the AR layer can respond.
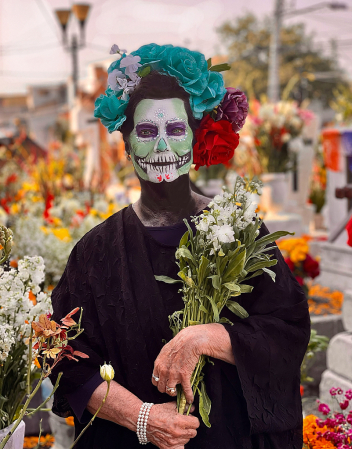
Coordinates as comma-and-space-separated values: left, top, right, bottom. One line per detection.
10, 203, 20, 214
100, 363, 115, 382
40, 226, 50, 235
52, 228, 72, 242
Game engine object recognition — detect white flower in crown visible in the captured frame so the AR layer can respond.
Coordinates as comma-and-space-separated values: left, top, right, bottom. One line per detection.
110, 44, 127, 55
108, 69, 126, 91
120, 54, 142, 79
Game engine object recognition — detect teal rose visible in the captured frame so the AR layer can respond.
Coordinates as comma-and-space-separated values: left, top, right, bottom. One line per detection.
94, 94, 128, 133
164, 46, 209, 96
190, 71, 226, 119
132, 43, 172, 67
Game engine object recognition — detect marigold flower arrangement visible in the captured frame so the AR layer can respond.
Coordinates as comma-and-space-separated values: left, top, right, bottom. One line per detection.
303, 388, 352, 449
156, 176, 292, 426
94, 43, 249, 171
278, 237, 320, 294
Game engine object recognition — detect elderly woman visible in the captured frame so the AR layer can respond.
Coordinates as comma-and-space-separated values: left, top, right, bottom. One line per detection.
50, 44, 310, 449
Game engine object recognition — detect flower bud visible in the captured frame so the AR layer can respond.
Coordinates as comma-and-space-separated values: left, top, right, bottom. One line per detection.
100, 363, 115, 382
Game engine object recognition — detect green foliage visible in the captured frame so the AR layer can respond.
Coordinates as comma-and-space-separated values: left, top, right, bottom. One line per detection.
301, 329, 329, 384
217, 14, 346, 104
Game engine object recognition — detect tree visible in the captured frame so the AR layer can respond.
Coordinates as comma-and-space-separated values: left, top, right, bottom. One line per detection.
217, 14, 346, 104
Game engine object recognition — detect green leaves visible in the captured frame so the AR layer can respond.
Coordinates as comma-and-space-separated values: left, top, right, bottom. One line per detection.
176, 247, 195, 263
206, 295, 220, 322
226, 300, 249, 319
197, 256, 210, 285
255, 231, 294, 251
208, 275, 221, 291
154, 275, 182, 284
246, 259, 277, 273
198, 381, 211, 428
179, 231, 189, 248
223, 249, 246, 282
138, 65, 151, 77
209, 63, 231, 72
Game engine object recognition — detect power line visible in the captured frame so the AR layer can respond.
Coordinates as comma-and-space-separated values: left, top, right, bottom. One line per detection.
0, 44, 62, 56
34, 0, 62, 44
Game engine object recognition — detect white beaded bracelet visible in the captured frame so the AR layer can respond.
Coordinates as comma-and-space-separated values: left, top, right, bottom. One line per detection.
137, 402, 153, 445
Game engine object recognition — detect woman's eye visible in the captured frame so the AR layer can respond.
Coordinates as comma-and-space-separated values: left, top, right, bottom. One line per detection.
141, 130, 152, 136
172, 128, 183, 134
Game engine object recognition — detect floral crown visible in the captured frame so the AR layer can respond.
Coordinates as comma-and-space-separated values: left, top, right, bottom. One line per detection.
94, 43, 249, 169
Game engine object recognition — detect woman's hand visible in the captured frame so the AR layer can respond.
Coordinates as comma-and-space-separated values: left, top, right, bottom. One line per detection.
151, 326, 206, 404
152, 324, 235, 403
147, 402, 199, 449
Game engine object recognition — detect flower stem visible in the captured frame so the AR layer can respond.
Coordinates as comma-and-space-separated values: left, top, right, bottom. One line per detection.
69, 381, 111, 449
0, 374, 44, 449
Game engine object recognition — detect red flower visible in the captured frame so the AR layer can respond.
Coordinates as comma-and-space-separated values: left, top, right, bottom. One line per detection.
295, 276, 304, 286
300, 385, 304, 396
340, 400, 349, 410
303, 254, 320, 279
346, 216, 352, 247
193, 115, 240, 170
285, 258, 295, 272
5, 174, 17, 186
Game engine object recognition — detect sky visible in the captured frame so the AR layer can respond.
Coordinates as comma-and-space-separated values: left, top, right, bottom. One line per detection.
0, 0, 352, 95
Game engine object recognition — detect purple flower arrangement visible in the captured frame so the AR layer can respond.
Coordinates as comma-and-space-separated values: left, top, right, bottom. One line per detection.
314, 388, 352, 448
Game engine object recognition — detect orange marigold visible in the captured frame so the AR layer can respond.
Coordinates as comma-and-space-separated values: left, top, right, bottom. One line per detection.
303, 415, 335, 448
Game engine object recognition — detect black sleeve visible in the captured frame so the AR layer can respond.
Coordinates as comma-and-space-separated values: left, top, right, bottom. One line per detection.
222, 224, 311, 435
49, 240, 106, 418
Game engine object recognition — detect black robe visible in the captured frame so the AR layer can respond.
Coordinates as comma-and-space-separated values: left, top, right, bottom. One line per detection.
49, 205, 310, 449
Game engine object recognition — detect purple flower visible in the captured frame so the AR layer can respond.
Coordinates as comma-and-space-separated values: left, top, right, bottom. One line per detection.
215, 87, 249, 132
318, 402, 331, 415
330, 387, 338, 396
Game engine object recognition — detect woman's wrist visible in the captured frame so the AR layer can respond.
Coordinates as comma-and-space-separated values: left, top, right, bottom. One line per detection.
197, 323, 235, 364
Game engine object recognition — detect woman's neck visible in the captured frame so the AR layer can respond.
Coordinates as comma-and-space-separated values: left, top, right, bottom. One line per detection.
133, 175, 209, 227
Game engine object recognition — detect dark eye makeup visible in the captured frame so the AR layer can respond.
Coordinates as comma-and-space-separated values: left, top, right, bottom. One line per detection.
136, 123, 159, 139
166, 121, 186, 137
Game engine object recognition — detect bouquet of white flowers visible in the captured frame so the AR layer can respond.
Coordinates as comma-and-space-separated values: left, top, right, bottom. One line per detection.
156, 176, 292, 426
0, 226, 52, 430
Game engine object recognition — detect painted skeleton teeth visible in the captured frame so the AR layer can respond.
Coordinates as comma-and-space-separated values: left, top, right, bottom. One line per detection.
136, 152, 191, 174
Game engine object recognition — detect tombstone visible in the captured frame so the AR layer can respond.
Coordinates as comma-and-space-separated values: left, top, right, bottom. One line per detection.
319, 290, 352, 407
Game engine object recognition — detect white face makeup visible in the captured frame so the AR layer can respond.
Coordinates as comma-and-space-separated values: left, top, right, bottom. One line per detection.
128, 98, 193, 183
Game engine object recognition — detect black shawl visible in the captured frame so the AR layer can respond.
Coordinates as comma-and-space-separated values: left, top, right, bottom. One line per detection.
49, 205, 310, 449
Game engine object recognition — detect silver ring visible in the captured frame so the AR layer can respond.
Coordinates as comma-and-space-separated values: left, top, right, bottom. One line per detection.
152, 374, 160, 382
166, 386, 176, 394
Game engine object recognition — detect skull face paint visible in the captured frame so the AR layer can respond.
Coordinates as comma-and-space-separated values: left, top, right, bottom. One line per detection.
128, 98, 193, 183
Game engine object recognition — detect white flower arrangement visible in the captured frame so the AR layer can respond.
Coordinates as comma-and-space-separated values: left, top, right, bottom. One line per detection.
0, 229, 52, 429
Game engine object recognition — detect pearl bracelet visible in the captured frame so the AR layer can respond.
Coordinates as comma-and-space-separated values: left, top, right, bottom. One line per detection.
136, 402, 153, 445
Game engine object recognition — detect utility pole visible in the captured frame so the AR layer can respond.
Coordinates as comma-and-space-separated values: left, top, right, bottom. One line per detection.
71, 35, 79, 97
54, 4, 91, 99
267, 1, 347, 103
267, 0, 284, 102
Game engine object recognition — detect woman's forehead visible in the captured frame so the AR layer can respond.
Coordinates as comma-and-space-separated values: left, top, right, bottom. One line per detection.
133, 98, 187, 124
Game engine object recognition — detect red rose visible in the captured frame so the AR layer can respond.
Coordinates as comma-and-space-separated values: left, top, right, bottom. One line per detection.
193, 115, 240, 170
285, 257, 295, 272
346, 216, 352, 247
303, 254, 320, 279
295, 276, 304, 286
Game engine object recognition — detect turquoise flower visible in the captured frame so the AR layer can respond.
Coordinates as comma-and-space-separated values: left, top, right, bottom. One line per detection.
164, 46, 209, 96
190, 72, 226, 119
132, 43, 172, 67
94, 94, 128, 133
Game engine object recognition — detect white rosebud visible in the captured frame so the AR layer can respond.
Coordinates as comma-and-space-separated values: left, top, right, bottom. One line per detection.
100, 363, 115, 382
